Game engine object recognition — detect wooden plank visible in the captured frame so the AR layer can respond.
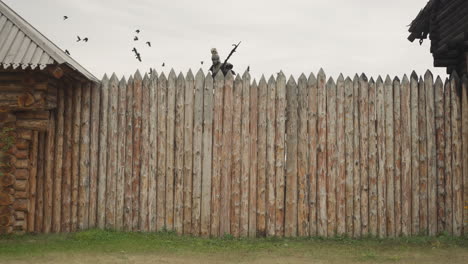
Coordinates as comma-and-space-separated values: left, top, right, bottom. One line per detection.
183, 71, 194, 234
285, 75, 298, 237
89, 82, 101, 228
359, 74, 369, 236
240, 70, 250, 237
201, 71, 213, 237
116, 77, 127, 230
35, 132, 45, 232
424, 71, 437, 236
344, 76, 354, 236
248, 79, 258, 238
353, 75, 361, 237
97, 75, 109, 229
307, 73, 318, 237
166, 69, 177, 230
52, 86, 64, 232
132, 71, 143, 230
266, 75, 276, 237
393, 77, 402, 236
148, 72, 158, 232
400, 75, 412, 236
418, 76, 428, 235
192, 69, 204, 235
461, 74, 468, 236
70, 82, 82, 232
124, 76, 134, 231
27, 131, 38, 232
317, 69, 327, 237
157, 73, 167, 230
174, 72, 185, 235
384, 76, 395, 237
326, 77, 337, 237
444, 78, 453, 234
275, 73, 286, 237
368, 78, 378, 236
230, 75, 243, 237
220, 71, 234, 236
336, 74, 346, 236
297, 74, 309, 237
139, 74, 150, 231
376, 76, 386, 238
44, 106, 56, 233
106, 74, 119, 229
434, 77, 446, 234
79, 83, 91, 230
450, 72, 462, 236
210, 71, 223, 236
256, 75, 267, 236
410, 72, 420, 235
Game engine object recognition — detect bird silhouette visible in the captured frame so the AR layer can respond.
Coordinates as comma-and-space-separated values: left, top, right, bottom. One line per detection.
136, 29, 140, 34
65, 50, 70, 55
134, 36, 139, 41
63, 16, 68, 20
135, 53, 142, 62
201, 61, 204, 65
83, 37, 88, 42
132, 47, 138, 53
149, 68, 153, 74
146, 41, 151, 47
76, 36, 81, 42
162, 62, 165, 67
247, 66, 250, 72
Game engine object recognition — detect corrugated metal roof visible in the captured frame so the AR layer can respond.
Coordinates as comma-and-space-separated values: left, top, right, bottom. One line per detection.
0, 0, 99, 82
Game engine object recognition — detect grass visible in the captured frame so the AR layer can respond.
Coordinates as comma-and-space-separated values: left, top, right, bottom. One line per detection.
0, 229, 467, 263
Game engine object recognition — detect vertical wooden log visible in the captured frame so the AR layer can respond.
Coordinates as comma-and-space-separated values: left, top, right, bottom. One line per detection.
61, 85, 73, 232
256, 76, 267, 236
210, 71, 223, 236
384, 76, 395, 237
89, 82, 101, 228
400, 75, 411, 236
183, 71, 194, 234
97, 75, 109, 229
116, 77, 127, 230
28, 131, 39, 232
78, 83, 91, 230
410, 72, 420, 235
148, 72, 158, 231
461, 75, 468, 236
124, 76, 134, 231
317, 69, 327, 237
336, 74, 346, 236
307, 73, 318, 237
418, 76, 428, 235
359, 74, 369, 236
444, 78, 453, 234
240, 70, 251, 237
266, 75, 276, 237
353, 75, 361, 237
434, 77, 445, 234
106, 74, 119, 229
376, 76, 386, 238
368, 78, 378, 236
192, 70, 204, 235
44, 108, 56, 233
139, 74, 150, 231
220, 71, 234, 236
174, 72, 185, 235
326, 77, 337, 237
248, 80, 258, 238
166, 69, 177, 230
157, 73, 167, 230
424, 71, 437, 236
35, 133, 45, 232
275, 73, 287, 237
52, 87, 64, 232
450, 72, 462, 236
71, 83, 82, 232
344, 76, 354, 237
285, 76, 298, 237
201, 71, 213, 237
297, 74, 309, 237
231, 75, 243, 237
393, 77, 402, 236
132, 71, 143, 230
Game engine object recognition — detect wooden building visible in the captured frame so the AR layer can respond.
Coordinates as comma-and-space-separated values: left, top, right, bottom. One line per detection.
408, 0, 468, 75
0, 0, 98, 234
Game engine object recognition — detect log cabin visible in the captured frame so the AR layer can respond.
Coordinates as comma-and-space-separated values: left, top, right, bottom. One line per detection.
0, 0, 98, 234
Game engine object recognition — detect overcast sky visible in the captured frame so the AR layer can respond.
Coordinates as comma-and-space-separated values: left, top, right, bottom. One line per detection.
3, 0, 445, 81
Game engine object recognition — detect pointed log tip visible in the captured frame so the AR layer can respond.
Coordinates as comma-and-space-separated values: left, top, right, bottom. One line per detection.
424, 70, 433, 79
369, 77, 375, 84
159, 71, 167, 80
196, 69, 205, 79
252, 79, 258, 86
110, 73, 119, 82
225, 70, 234, 79
410, 71, 418, 80
205, 71, 213, 80
450, 70, 459, 80
402, 74, 409, 83
196, 68, 204, 76
268, 75, 275, 83
345, 76, 352, 82
214, 70, 224, 80
326, 77, 335, 86
435, 76, 443, 85
287, 75, 296, 85
259, 74, 267, 83
393, 76, 400, 83
102, 73, 109, 81
419, 76, 423, 82
337, 73, 344, 81
177, 71, 184, 79
308, 72, 316, 82
168, 68, 177, 78
134, 70, 142, 80
128, 75, 134, 82
384, 75, 392, 84
242, 69, 250, 79
360, 73, 368, 81
143, 72, 150, 80
186, 69, 194, 80
318, 68, 325, 76
376, 76, 383, 83
299, 73, 307, 80
119, 76, 126, 84
462, 74, 468, 82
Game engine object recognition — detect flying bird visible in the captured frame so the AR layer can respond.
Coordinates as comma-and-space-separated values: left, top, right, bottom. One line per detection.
83, 37, 88, 42
76, 36, 81, 42
162, 62, 165, 67
247, 65, 250, 72
132, 47, 138, 53
201, 61, 203, 65
149, 68, 153, 74
136, 29, 140, 34
134, 36, 139, 41
63, 16, 68, 20
146, 41, 151, 47
135, 53, 142, 62
65, 50, 70, 55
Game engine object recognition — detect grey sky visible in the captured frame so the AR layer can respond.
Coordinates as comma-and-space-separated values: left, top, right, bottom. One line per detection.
3, 0, 446, 81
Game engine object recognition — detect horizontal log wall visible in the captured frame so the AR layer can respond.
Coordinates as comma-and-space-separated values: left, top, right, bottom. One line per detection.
22, 69, 468, 237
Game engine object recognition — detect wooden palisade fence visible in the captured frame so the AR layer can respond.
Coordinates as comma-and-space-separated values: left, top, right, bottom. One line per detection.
26, 68, 468, 237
